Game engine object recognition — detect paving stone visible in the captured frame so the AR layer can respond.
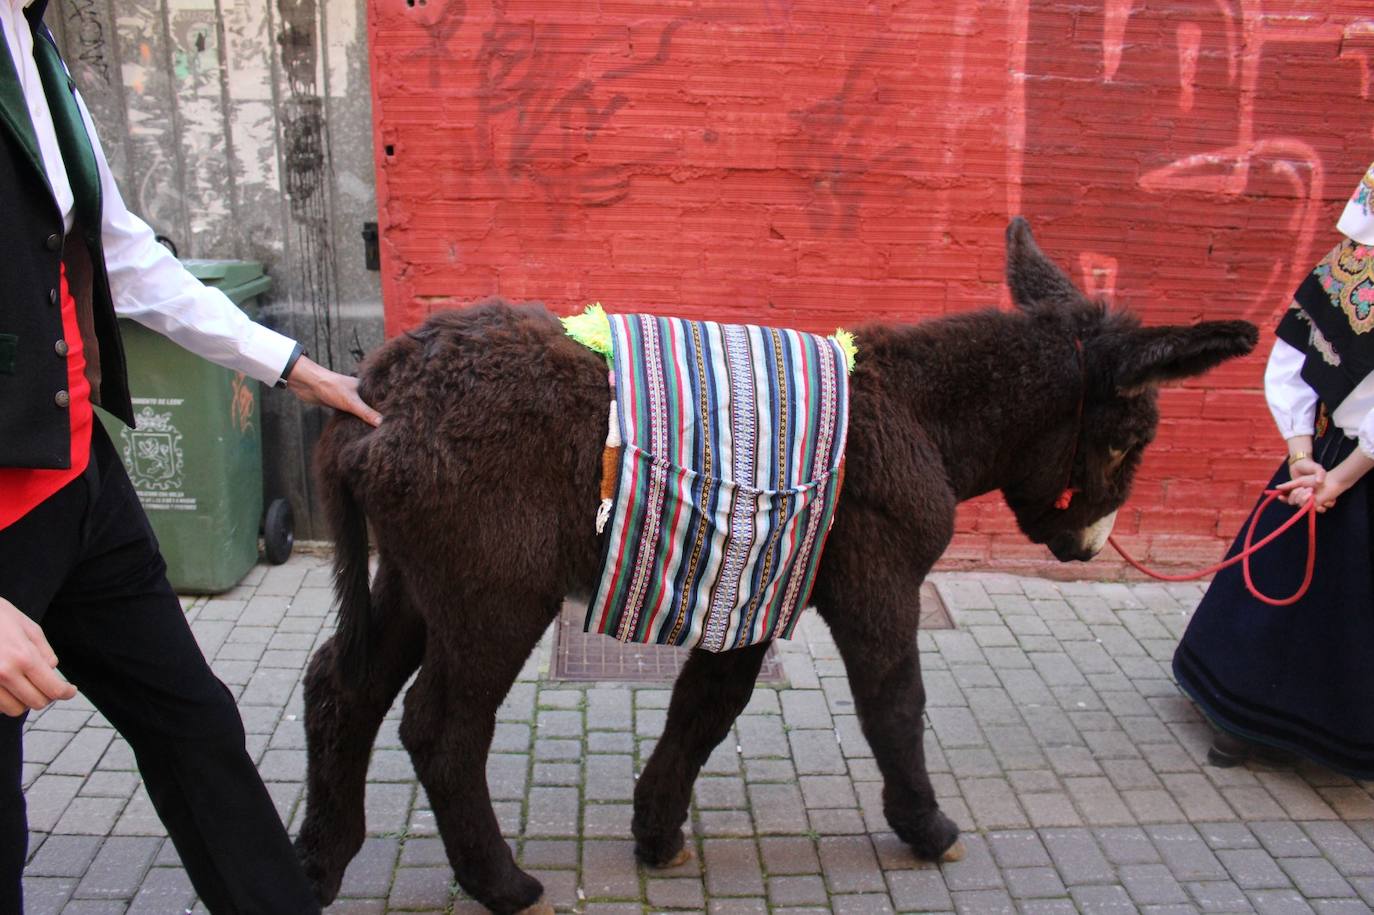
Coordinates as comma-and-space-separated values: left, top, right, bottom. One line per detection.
781, 690, 833, 730
52, 796, 124, 837
1041, 828, 1113, 885
736, 716, 789, 758
1069, 884, 1138, 912
1119, 863, 1189, 905
758, 835, 819, 876
337, 837, 400, 898
25, 835, 102, 878
397, 837, 447, 867
1253, 821, 1322, 858
24, 775, 82, 833
581, 839, 639, 899
1197, 821, 1260, 850
532, 761, 580, 789
752, 774, 802, 835
1016, 899, 1079, 914
1002, 865, 1067, 899
1278, 856, 1356, 898
124, 867, 195, 914
883, 863, 953, 911
1216, 847, 1292, 890
808, 806, 866, 836
707, 897, 769, 914
646, 876, 706, 908
72, 836, 160, 900
987, 830, 1052, 869
582, 803, 633, 838
1093, 826, 1161, 866
702, 838, 765, 897
767, 874, 828, 906
387, 866, 453, 909
816, 835, 885, 894
948, 887, 1015, 912
1304, 821, 1374, 877
831, 891, 897, 913
1246, 888, 1318, 913
787, 729, 846, 775
700, 809, 756, 837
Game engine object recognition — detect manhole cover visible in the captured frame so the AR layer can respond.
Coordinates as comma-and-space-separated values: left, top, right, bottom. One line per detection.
551, 601, 786, 683
550, 582, 951, 683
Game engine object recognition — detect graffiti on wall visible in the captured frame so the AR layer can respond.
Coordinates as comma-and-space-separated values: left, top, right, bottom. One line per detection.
385, 2, 927, 241
1019, 2, 1374, 326
63, 0, 110, 85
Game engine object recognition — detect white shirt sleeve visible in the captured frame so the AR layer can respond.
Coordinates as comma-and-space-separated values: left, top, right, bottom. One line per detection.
78, 95, 299, 386
1264, 337, 1317, 440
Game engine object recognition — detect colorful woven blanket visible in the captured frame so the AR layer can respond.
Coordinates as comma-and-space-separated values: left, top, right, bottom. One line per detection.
566, 307, 851, 652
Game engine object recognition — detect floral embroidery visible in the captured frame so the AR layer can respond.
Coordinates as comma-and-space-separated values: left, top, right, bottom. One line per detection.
1313, 239, 1374, 334
1352, 164, 1374, 218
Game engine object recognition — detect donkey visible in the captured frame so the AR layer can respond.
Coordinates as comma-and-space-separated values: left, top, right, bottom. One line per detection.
294, 218, 1257, 914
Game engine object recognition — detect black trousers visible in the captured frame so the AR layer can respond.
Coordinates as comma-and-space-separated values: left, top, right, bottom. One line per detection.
0, 427, 319, 913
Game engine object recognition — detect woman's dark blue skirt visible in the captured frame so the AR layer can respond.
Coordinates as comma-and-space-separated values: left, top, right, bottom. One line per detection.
1173, 431, 1374, 778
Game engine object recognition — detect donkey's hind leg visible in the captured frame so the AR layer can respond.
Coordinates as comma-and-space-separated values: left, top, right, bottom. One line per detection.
399, 590, 559, 915
829, 619, 963, 862
295, 564, 426, 905
633, 641, 770, 867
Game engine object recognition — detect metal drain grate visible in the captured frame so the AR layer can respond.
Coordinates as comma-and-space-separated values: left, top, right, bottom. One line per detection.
551, 601, 786, 683
550, 582, 951, 684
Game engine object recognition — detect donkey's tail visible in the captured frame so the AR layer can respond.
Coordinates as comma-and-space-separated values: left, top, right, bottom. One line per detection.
318, 419, 374, 688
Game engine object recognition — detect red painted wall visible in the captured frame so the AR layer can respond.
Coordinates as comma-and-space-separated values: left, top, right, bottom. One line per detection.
368, 0, 1374, 576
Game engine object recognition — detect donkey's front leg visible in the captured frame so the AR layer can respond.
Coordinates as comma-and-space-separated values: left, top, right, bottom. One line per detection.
831, 624, 964, 862
633, 641, 770, 867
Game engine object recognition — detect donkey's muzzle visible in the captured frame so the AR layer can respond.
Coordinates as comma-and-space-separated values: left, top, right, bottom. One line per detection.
1046, 511, 1118, 562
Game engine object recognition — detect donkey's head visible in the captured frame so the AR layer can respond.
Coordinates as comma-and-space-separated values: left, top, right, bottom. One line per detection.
999, 217, 1258, 561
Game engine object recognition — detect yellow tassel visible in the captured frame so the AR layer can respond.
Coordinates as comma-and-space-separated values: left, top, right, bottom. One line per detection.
832, 329, 857, 373
562, 303, 614, 360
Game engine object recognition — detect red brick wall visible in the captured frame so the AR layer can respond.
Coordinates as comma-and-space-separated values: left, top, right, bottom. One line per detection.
368, 0, 1374, 577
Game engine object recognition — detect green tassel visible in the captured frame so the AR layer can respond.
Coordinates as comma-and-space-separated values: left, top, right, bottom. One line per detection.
562, 303, 614, 361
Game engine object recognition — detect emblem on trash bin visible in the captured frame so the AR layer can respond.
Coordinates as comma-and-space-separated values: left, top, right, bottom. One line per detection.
123, 406, 185, 491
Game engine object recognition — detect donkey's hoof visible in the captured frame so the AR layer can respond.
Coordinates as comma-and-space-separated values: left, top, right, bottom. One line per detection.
514, 897, 554, 915
941, 839, 967, 863
650, 846, 694, 869
893, 808, 961, 862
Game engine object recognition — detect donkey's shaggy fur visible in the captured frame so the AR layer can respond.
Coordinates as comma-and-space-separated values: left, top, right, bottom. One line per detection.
296, 219, 1257, 914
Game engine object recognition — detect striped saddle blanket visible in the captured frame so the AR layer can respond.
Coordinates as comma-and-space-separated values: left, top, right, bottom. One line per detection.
580, 311, 850, 652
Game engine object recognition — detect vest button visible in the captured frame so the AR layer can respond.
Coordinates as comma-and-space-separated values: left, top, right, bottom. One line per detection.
54, 390, 70, 408
55, 339, 69, 357
45, 233, 61, 252
49, 288, 59, 306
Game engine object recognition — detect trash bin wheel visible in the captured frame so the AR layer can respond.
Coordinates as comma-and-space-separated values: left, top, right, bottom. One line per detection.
263, 498, 295, 565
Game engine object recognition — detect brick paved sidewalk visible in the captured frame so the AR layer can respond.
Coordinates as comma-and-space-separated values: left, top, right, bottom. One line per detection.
20, 552, 1374, 914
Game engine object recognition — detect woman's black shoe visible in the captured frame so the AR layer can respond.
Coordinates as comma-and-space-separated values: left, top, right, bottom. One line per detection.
1207, 731, 1253, 768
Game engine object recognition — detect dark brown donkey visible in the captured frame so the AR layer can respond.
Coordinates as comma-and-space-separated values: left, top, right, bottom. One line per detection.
295, 218, 1257, 913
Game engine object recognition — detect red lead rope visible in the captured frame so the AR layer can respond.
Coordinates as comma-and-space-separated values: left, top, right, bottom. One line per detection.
1106, 491, 1318, 607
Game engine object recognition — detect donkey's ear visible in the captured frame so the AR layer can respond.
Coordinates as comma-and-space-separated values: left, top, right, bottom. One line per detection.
1110, 320, 1259, 393
1005, 216, 1082, 313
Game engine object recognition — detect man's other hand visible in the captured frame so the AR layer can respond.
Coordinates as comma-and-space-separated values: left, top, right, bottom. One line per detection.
0, 597, 77, 716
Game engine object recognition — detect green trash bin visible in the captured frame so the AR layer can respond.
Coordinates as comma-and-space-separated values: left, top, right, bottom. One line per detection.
96, 258, 292, 594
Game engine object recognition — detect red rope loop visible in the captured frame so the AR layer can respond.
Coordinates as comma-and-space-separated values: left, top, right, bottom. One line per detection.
1106, 490, 1317, 607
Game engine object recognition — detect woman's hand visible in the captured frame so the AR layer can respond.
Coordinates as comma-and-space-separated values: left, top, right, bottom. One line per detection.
0, 597, 76, 716
1278, 458, 1347, 512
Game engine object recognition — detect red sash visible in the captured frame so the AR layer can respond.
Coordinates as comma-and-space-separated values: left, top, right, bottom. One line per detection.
0, 265, 93, 530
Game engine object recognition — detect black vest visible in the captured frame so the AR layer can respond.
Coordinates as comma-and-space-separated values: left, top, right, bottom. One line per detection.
0, 10, 132, 470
